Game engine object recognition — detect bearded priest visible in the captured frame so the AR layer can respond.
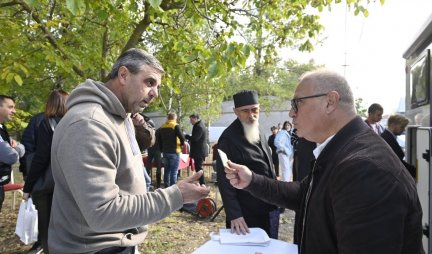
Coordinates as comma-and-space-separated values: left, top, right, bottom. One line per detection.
216, 90, 279, 239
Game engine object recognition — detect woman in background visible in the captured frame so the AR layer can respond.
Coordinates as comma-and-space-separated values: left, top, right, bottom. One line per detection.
267, 126, 280, 179
23, 89, 69, 253
274, 121, 294, 182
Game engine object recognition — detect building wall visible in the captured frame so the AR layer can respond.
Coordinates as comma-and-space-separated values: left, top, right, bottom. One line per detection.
144, 98, 293, 141
210, 99, 292, 137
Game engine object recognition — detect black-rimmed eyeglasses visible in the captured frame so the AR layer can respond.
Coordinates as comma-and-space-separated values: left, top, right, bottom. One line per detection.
290, 93, 328, 113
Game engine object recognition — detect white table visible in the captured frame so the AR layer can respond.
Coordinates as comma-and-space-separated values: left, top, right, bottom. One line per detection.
192, 239, 298, 254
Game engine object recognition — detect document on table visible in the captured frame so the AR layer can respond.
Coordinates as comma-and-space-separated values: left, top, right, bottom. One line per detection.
192, 238, 298, 254
193, 228, 298, 254
218, 228, 271, 246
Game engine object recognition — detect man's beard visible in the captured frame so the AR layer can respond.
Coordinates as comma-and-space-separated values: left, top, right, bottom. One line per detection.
241, 120, 260, 144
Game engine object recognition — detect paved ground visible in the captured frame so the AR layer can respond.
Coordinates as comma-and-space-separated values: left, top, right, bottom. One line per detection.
279, 209, 295, 243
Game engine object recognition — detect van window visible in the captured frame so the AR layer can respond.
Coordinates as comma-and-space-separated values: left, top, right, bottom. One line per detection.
410, 50, 430, 108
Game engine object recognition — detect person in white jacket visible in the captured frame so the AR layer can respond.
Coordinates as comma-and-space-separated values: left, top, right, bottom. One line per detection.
274, 121, 294, 181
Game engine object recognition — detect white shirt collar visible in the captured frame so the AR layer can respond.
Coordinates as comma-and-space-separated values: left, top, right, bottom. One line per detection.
313, 135, 335, 159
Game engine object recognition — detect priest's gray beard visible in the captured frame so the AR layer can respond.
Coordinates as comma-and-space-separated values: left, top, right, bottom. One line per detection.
241, 120, 260, 144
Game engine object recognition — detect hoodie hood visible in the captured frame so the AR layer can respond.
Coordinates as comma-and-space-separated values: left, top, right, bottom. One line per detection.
67, 79, 127, 119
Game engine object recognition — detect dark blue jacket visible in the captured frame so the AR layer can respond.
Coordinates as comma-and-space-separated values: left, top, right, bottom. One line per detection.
19, 112, 44, 174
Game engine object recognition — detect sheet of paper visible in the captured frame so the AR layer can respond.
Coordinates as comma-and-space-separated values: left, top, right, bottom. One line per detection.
192, 239, 298, 254
218, 149, 229, 167
219, 228, 270, 246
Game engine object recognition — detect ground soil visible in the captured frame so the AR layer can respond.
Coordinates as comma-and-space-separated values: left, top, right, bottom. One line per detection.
0, 168, 294, 254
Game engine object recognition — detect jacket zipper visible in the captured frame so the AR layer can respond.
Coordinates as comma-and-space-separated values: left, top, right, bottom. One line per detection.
299, 160, 317, 253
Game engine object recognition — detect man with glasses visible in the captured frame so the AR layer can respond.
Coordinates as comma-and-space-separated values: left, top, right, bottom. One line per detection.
216, 90, 279, 239
223, 70, 424, 254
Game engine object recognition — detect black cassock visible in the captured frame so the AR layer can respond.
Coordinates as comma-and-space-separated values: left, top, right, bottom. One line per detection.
216, 118, 279, 238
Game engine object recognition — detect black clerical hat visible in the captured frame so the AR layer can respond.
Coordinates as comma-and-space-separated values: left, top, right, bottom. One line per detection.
233, 90, 259, 108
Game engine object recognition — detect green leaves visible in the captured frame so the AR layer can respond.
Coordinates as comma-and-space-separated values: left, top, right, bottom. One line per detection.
66, 0, 86, 15
24, 0, 39, 7
148, 0, 163, 11
1, 62, 29, 86
355, 98, 367, 117
207, 61, 220, 79
0, 0, 380, 125
14, 75, 23, 86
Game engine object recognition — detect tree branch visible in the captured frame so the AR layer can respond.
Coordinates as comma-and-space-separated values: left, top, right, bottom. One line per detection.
101, 23, 110, 81
160, 0, 184, 11
228, 8, 259, 18
174, 58, 199, 66
48, 0, 56, 19
120, 2, 153, 53
15, 0, 85, 77
121, 0, 186, 53
191, 0, 217, 23
0, 1, 19, 8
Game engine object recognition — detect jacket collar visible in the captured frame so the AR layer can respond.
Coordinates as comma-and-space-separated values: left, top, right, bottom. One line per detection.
315, 116, 367, 167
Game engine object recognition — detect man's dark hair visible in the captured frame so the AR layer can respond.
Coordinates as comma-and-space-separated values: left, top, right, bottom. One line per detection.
368, 103, 383, 114
0, 95, 15, 105
189, 114, 199, 119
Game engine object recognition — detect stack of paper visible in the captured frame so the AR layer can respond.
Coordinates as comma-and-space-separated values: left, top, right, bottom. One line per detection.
217, 228, 271, 246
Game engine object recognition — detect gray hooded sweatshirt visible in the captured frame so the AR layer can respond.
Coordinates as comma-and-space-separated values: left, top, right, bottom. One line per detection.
48, 79, 183, 253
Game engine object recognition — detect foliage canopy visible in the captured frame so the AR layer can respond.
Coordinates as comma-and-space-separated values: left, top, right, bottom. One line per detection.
0, 0, 380, 135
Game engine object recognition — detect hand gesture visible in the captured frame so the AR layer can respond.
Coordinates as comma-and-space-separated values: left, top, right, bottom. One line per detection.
10, 139, 17, 148
131, 113, 145, 126
224, 161, 253, 189
176, 171, 210, 203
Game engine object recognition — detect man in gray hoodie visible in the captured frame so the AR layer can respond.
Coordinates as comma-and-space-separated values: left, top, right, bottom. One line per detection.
48, 48, 210, 253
